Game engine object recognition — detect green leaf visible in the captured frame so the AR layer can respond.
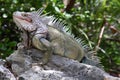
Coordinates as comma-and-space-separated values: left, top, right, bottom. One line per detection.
8, 41, 17, 47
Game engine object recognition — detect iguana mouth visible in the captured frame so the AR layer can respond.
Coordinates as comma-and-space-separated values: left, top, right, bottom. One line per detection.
13, 14, 32, 23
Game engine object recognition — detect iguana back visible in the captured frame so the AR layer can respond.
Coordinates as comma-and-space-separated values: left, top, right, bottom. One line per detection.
49, 26, 85, 61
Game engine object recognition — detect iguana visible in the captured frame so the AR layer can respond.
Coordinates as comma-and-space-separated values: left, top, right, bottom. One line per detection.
13, 8, 100, 67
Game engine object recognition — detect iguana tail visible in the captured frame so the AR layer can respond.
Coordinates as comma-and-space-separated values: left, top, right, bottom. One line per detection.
80, 50, 102, 68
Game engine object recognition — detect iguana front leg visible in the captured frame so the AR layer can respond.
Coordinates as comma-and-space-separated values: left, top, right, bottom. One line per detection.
17, 30, 30, 49
32, 34, 52, 64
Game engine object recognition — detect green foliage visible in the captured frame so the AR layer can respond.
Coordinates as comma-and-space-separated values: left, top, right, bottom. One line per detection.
0, 0, 120, 73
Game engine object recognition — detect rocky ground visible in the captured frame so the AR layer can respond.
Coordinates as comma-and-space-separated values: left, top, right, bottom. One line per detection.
0, 48, 120, 80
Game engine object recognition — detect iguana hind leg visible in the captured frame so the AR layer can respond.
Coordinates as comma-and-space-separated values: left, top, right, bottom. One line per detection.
32, 34, 52, 64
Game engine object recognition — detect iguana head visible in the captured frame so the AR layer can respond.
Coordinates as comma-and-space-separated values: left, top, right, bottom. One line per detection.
13, 8, 46, 32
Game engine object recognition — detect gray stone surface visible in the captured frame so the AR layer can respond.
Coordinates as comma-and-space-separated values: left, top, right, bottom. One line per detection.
6, 49, 32, 75
5, 48, 120, 80
0, 65, 16, 80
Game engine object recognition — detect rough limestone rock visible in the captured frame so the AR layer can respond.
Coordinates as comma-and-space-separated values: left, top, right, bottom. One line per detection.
5, 48, 120, 80
0, 59, 16, 80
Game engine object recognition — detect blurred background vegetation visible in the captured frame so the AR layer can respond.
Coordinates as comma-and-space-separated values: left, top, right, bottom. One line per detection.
0, 0, 120, 76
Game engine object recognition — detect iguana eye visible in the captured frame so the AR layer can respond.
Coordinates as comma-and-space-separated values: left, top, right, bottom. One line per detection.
22, 14, 28, 17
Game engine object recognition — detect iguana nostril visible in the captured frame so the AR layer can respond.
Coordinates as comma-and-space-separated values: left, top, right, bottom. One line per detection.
13, 12, 20, 17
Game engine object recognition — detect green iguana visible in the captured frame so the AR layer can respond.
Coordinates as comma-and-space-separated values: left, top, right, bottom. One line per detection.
13, 8, 100, 67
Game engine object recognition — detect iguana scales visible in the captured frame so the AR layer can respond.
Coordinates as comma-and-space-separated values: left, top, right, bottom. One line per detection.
13, 8, 100, 67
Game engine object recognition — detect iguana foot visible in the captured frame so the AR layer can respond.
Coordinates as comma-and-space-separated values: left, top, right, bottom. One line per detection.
17, 42, 31, 50
17, 43, 25, 49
